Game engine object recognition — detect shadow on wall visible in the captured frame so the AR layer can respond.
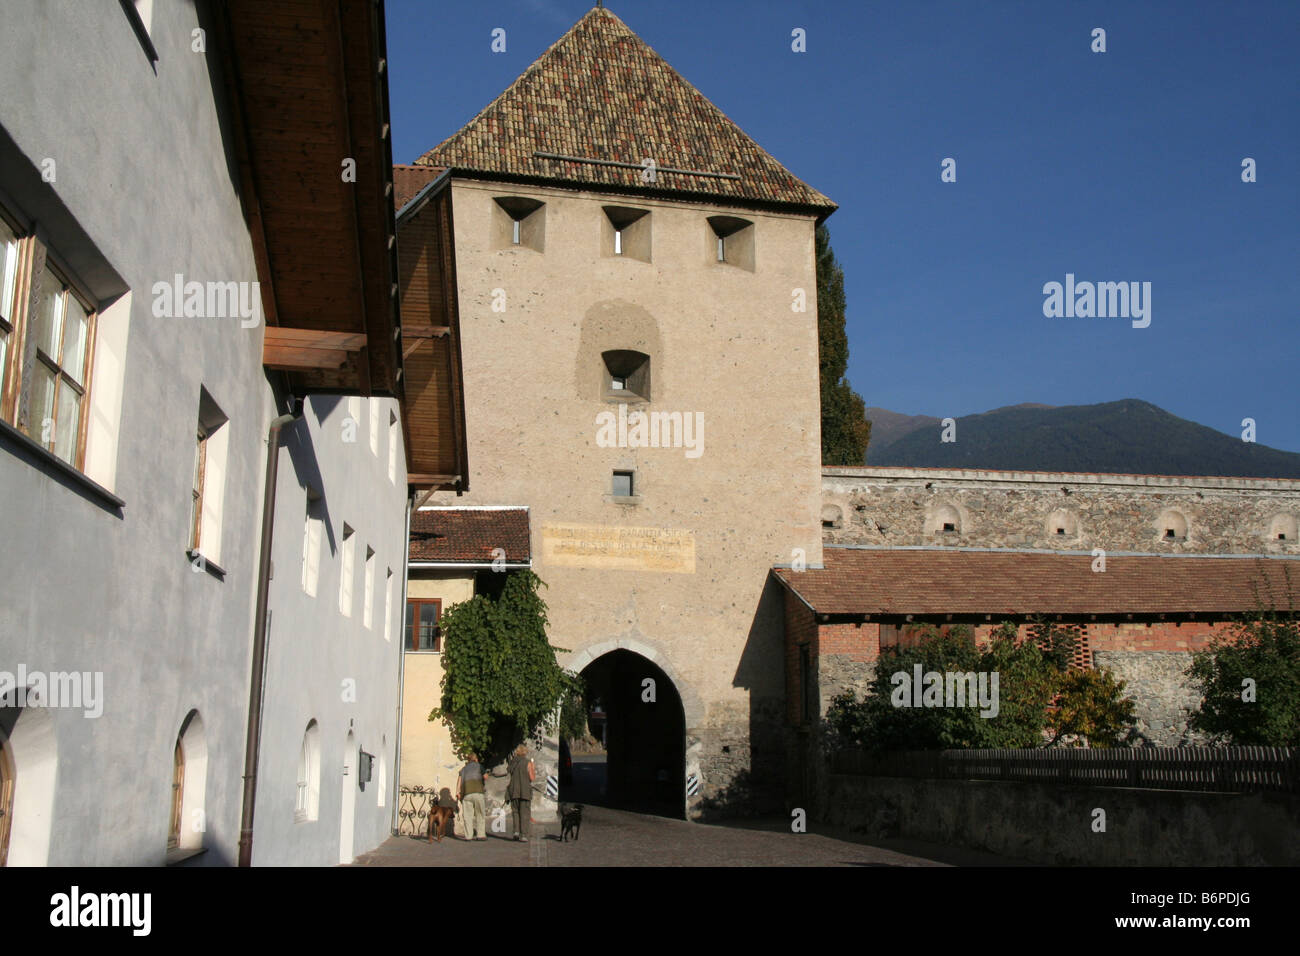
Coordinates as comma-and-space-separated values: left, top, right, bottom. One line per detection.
281, 391, 336, 555
721, 576, 788, 818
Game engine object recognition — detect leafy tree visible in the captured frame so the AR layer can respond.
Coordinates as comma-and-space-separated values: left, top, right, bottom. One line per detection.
816, 225, 871, 465
429, 570, 582, 764
559, 687, 589, 742
825, 619, 1136, 751
826, 623, 1054, 751
1188, 573, 1300, 746
1046, 669, 1137, 748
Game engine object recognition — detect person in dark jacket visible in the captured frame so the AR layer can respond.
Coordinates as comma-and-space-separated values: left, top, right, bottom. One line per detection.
506, 744, 535, 842
457, 753, 487, 841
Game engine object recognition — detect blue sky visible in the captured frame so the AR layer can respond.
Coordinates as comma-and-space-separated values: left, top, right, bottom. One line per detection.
386, 0, 1300, 452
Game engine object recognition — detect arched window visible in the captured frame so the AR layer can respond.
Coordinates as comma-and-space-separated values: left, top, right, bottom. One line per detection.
169, 710, 207, 853
296, 720, 321, 823
1268, 513, 1298, 543
4, 701, 56, 866
1047, 509, 1079, 540
1158, 509, 1188, 542
168, 738, 184, 850
927, 503, 962, 536
0, 733, 13, 867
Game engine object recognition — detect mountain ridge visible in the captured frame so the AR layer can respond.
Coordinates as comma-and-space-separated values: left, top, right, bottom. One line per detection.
863, 399, 1300, 479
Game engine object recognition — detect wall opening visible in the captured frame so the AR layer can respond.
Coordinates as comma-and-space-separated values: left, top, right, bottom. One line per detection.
0, 700, 56, 866
570, 650, 685, 819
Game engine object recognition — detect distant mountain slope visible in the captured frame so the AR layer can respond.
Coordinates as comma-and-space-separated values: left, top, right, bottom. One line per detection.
864, 399, 1300, 478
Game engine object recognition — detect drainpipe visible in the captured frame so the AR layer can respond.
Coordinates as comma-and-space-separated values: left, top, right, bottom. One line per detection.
390, 490, 412, 832
238, 401, 302, 867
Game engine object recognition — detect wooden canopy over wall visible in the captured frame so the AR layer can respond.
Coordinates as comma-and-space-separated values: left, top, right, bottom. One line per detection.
218, 0, 402, 397
396, 171, 468, 492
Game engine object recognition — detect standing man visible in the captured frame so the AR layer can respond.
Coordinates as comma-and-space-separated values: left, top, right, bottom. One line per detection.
506, 744, 535, 842
457, 753, 487, 841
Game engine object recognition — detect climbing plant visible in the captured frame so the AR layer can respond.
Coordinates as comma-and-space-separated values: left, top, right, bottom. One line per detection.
429, 570, 583, 765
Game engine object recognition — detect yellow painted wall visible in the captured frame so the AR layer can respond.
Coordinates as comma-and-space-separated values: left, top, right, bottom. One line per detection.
400, 572, 475, 793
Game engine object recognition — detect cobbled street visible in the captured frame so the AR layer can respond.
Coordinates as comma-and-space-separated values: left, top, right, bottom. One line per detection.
351, 804, 1028, 867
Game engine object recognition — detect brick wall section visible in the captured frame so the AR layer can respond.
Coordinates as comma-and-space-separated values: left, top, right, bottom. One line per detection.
783, 588, 817, 726
818, 622, 880, 662
1088, 620, 1225, 652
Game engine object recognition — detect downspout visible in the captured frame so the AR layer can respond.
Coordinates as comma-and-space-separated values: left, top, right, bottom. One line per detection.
390, 490, 412, 831
238, 402, 301, 867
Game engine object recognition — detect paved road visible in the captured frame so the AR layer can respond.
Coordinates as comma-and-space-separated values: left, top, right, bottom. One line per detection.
350, 803, 1026, 867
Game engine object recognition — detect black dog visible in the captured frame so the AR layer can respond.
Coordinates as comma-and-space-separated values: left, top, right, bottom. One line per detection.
560, 802, 583, 842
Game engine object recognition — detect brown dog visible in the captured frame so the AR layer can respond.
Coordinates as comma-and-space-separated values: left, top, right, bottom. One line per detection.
426, 804, 456, 843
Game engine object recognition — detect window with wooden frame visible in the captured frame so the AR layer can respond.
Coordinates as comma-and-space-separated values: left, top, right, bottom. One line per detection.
0, 207, 98, 472
0, 214, 22, 411
0, 733, 13, 867
404, 598, 442, 652
189, 428, 207, 552
168, 737, 184, 850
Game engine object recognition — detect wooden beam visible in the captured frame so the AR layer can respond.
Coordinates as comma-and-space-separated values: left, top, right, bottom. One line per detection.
408, 473, 460, 486
401, 326, 450, 339
263, 346, 354, 370
264, 328, 367, 350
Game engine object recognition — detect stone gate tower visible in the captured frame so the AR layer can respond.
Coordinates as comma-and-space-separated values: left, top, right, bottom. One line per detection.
410, 5, 834, 817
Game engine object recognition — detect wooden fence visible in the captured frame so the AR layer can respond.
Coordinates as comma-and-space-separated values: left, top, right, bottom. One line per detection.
831, 746, 1300, 793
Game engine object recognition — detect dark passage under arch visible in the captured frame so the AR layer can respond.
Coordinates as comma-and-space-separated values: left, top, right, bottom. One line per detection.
572, 649, 685, 819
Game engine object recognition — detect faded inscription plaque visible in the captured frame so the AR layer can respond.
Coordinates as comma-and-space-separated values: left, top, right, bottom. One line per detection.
541, 523, 696, 573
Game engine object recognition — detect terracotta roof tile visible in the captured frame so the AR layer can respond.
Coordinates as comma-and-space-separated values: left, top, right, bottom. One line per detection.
409, 508, 530, 564
416, 6, 834, 214
776, 548, 1300, 616
393, 163, 445, 212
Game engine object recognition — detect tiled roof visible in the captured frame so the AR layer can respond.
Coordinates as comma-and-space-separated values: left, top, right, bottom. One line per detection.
415, 6, 835, 214
776, 548, 1300, 616
393, 164, 445, 213
409, 508, 531, 564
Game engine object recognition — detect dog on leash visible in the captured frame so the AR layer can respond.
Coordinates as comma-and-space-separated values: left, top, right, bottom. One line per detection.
560, 802, 583, 842
426, 802, 457, 844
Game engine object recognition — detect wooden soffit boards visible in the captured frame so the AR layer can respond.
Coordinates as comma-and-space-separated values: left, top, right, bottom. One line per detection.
396, 174, 468, 493
220, 0, 402, 397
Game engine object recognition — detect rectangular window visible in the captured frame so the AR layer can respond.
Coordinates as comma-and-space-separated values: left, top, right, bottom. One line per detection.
383, 568, 394, 642
404, 598, 442, 651
363, 546, 375, 629
388, 410, 398, 484
302, 491, 323, 597
612, 470, 634, 497
0, 215, 20, 406
24, 262, 95, 467
339, 524, 355, 616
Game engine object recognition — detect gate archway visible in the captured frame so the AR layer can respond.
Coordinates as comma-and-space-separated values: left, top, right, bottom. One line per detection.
576, 649, 685, 818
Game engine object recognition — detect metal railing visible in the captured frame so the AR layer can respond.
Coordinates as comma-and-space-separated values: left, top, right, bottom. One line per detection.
831, 746, 1300, 793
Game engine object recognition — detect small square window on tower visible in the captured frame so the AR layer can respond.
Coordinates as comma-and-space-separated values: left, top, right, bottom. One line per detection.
601, 349, 650, 402
493, 196, 545, 251
612, 470, 634, 498
707, 215, 755, 271
602, 206, 651, 262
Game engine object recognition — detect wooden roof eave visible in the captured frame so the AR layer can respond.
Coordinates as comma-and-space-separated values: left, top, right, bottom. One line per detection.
219, 0, 403, 398
397, 175, 468, 494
